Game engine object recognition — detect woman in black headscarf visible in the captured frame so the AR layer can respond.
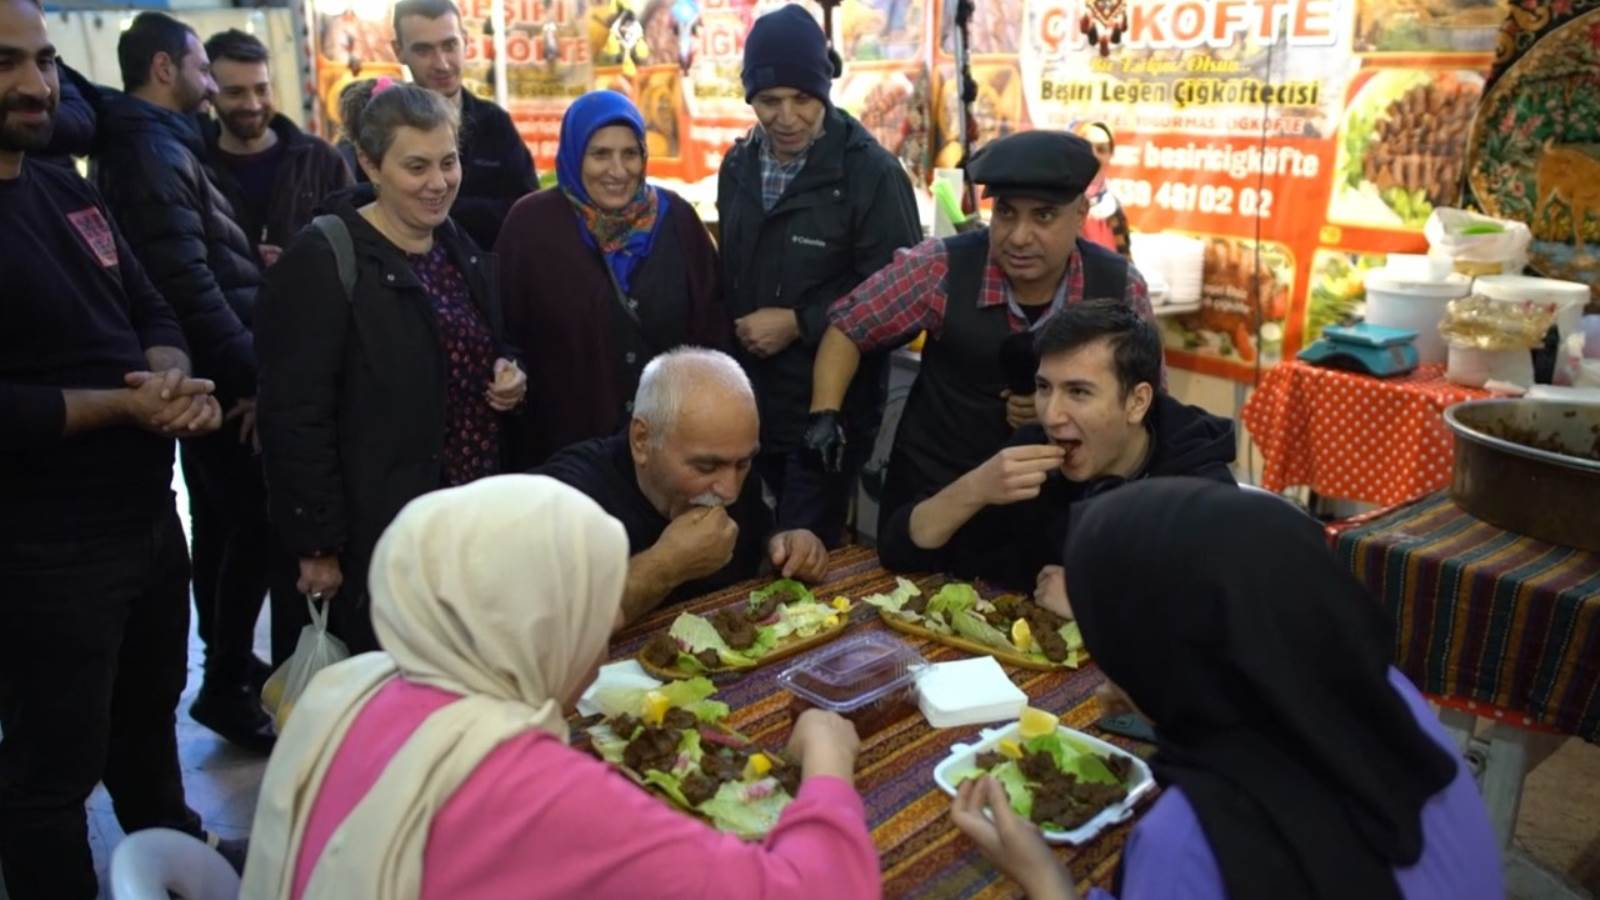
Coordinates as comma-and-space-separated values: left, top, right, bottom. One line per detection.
950, 479, 1502, 900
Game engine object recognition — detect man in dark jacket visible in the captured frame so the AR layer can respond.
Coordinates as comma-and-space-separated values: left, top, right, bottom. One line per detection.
34, 60, 97, 167
94, 11, 278, 752
535, 349, 829, 623
203, 29, 352, 267
717, 4, 921, 548
877, 301, 1236, 597
387, 0, 536, 249
0, 1, 237, 893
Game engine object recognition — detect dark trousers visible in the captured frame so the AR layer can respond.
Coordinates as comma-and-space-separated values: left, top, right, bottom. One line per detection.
0, 509, 203, 900
181, 430, 304, 675
757, 432, 876, 548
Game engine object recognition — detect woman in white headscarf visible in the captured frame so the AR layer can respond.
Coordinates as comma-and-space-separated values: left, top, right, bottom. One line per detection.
241, 475, 878, 900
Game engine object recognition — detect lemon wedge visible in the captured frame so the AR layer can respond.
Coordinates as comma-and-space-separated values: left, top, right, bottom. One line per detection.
1011, 618, 1034, 652
642, 689, 671, 727
831, 596, 852, 612
997, 738, 1024, 759
1017, 706, 1059, 740
744, 752, 773, 780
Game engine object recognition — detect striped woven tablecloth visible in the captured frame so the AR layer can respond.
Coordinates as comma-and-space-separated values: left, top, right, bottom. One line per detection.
1331, 492, 1600, 741
610, 545, 1154, 899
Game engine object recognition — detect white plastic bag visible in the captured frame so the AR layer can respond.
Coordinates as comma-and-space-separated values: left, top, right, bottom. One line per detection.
1424, 208, 1532, 276
260, 598, 349, 733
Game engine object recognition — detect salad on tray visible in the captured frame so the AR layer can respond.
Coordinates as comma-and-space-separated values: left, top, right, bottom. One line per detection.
581, 677, 803, 838
638, 579, 854, 677
949, 708, 1135, 832
864, 578, 1086, 667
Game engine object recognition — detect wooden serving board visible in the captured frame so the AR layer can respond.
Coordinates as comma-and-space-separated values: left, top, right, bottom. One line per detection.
638, 616, 854, 681
878, 610, 1085, 672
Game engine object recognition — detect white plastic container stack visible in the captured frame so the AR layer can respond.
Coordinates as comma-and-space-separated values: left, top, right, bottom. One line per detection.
1363, 253, 1472, 365
1472, 274, 1590, 346
1130, 233, 1204, 307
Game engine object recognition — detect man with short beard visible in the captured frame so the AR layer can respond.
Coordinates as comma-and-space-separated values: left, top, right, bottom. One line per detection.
385, 0, 537, 249
94, 11, 280, 752
204, 29, 351, 268
0, 0, 239, 895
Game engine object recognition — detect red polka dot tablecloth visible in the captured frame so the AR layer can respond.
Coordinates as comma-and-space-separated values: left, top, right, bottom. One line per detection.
1240, 361, 1490, 506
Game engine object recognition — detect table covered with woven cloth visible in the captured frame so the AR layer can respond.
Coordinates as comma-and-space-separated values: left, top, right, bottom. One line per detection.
606, 545, 1156, 899
1330, 492, 1600, 742
1241, 361, 1489, 506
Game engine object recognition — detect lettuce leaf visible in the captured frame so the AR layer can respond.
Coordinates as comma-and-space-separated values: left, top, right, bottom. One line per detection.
698, 779, 792, 838
927, 582, 979, 620
689, 699, 730, 722
718, 625, 778, 666
589, 723, 631, 764
669, 613, 775, 667
951, 609, 1009, 649
750, 578, 815, 607
1059, 621, 1085, 652
862, 577, 923, 615
659, 677, 717, 707
990, 760, 1034, 819
950, 760, 1034, 819
642, 770, 692, 808
669, 613, 730, 654
1022, 734, 1120, 785
771, 602, 836, 640
671, 729, 703, 776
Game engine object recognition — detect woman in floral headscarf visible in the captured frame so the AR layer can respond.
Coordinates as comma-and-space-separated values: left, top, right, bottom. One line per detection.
496, 90, 727, 467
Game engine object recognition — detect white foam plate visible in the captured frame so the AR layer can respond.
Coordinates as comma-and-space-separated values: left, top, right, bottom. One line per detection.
932, 721, 1157, 845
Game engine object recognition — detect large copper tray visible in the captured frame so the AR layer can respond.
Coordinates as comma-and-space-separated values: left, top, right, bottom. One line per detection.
1443, 399, 1600, 552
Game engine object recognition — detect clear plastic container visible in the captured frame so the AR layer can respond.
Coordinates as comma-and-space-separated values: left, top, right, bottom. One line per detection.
779, 633, 925, 738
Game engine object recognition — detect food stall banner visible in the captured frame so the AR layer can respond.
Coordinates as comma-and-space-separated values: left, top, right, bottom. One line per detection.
929, 0, 1500, 380
306, 0, 1512, 380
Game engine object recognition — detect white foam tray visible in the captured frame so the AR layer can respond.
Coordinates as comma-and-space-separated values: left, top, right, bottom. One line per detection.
932, 721, 1157, 845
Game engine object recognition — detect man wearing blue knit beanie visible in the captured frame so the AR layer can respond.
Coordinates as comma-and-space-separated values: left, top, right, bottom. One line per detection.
717, 3, 922, 548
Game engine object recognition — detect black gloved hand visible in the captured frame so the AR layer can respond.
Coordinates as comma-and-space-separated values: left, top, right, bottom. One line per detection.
802, 410, 847, 474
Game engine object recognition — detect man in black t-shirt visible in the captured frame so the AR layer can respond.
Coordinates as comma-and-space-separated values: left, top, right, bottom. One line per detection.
203, 29, 351, 267
537, 348, 829, 623
0, 1, 236, 893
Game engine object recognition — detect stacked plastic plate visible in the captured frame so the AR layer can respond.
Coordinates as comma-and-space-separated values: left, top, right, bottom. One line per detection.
1130, 233, 1205, 307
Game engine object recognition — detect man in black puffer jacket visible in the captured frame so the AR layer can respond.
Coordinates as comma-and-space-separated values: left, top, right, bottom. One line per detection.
93, 12, 279, 753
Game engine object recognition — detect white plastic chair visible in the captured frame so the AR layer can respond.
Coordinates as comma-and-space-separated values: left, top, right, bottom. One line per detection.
110, 828, 240, 900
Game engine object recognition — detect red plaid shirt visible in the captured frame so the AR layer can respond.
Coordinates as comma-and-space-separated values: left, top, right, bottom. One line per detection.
828, 236, 1153, 349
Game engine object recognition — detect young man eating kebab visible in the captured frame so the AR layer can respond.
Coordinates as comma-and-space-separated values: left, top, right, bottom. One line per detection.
876, 300, 1237, 616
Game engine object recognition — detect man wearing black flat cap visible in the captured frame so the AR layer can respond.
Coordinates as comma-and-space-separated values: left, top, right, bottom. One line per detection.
804, 129, 1156, 533
716, 2, 922, 549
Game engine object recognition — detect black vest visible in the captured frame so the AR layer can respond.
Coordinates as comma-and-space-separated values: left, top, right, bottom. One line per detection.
880, 231, 1129, 520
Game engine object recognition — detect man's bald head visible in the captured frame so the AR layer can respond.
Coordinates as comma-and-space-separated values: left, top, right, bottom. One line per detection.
629, 348, 761, 519
632, 347, 756, 447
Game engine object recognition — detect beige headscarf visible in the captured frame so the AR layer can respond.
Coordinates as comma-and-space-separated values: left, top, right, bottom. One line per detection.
241, 475, 629, 900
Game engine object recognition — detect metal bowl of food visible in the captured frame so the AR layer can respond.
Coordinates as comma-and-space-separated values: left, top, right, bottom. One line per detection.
1443, 399, 1600, 551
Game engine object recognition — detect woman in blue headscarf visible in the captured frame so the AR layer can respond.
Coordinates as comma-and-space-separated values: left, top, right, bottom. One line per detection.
496, 90, 727, 466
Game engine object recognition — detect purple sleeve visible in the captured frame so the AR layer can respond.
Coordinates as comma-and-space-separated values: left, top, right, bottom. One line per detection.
1100, 788, 1228, 900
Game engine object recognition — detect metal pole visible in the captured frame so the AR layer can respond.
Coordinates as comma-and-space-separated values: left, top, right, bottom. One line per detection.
491, 0, 509, 109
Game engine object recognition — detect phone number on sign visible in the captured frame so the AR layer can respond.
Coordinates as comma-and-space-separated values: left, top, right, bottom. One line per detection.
1107, 178, 1275, 219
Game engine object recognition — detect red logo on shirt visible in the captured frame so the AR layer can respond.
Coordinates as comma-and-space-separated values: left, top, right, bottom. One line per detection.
66, 207, 118, 268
